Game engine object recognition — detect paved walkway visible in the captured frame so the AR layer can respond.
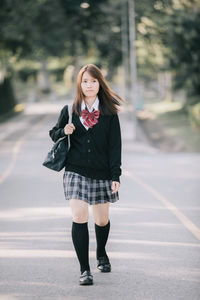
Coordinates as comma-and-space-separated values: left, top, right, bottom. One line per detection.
0, 101, 200, 299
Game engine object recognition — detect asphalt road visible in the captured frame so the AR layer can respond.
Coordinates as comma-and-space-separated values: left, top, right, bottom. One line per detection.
0, 101, 200, 300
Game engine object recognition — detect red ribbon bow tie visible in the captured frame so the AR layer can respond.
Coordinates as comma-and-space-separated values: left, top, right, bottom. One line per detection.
81, 109, 100, 128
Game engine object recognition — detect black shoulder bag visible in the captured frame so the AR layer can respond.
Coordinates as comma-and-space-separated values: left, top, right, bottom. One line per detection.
42, 105, 72, 172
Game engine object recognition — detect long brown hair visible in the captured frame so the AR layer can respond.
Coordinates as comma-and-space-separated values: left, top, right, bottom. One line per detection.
73, 64, 124, 116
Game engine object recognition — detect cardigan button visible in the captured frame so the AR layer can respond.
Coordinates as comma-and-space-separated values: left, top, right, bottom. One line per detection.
88, 149, 91, 152
87, 139, 90, 143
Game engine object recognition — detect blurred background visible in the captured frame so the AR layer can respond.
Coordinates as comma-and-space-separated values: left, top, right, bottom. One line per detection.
0, 0, 200, 148
1, 2, 200, 298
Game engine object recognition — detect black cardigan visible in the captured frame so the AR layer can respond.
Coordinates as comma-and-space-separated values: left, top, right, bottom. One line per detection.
49, 105, 122, 182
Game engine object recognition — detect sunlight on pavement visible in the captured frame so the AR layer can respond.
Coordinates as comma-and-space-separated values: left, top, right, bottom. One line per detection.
0, 249, 165, 260
23, 101, 72, 115
0, 206, 71, 220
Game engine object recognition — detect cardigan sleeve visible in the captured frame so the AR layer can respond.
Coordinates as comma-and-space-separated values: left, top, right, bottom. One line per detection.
108, 114, 122, 183
49, 105, 69, 142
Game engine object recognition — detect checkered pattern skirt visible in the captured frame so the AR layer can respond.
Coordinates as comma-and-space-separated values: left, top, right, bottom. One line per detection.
63, 171, 119, 205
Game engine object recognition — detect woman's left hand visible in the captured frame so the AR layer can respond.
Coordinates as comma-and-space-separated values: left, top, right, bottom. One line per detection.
111, 181, 120, 194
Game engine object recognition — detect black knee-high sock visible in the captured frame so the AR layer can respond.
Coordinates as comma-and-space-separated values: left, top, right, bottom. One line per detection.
71, 222, 90, 274
95, 220, 110, 259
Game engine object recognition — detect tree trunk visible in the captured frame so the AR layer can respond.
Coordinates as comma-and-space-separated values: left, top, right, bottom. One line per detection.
37, 59, 51, 94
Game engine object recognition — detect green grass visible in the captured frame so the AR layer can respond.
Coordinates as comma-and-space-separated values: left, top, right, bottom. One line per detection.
145, 100, 200, 152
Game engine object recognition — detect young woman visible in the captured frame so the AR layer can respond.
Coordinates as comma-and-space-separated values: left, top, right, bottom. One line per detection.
49, 64, 123, 286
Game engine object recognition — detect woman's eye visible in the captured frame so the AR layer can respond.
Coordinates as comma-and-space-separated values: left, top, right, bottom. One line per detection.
82, 80, 97, 83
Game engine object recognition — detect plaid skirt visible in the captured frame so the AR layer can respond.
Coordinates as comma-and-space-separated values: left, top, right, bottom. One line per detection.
63, 171, 119, 205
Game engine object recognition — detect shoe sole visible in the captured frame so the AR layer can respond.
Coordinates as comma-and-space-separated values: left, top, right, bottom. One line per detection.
79, 280, 93, 286
97, 266, 111, 273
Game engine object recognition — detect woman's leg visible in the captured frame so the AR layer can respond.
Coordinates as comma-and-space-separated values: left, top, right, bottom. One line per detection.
70, 199, 90, 274
92, 202, 110, 227
92, 203, 111, 271
70, 198, 89, 223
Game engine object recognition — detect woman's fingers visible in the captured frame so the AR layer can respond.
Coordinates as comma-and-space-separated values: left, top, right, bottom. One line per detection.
64, 123, 75, 135
69, 123, 75, 130
111, 182, 119, 194
111, 181, 120, 194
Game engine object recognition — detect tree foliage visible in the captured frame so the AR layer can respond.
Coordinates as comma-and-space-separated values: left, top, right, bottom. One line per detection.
161, 5, 200, 97
0, 0, 68, 59
0, 0, 200, 101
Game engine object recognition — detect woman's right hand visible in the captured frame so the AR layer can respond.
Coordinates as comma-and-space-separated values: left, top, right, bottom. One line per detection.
64, 123, 75, 135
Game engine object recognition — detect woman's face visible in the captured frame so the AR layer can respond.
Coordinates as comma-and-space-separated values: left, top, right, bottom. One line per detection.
81, 71, 100, 99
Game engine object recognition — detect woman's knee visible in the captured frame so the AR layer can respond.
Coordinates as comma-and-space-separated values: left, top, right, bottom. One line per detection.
95, 217, 109, 226
92, 203, 109, 226
70, 199, 89, 223
73, 213, 88, 223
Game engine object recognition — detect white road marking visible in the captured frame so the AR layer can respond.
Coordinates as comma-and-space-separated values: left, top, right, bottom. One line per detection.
0, 115, 50, 185
123, 170, 200, 241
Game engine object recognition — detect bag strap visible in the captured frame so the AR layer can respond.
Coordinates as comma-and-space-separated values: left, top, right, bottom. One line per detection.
56, 104, 72, 147
68, 104, 72, 124
67, 104, 73, 148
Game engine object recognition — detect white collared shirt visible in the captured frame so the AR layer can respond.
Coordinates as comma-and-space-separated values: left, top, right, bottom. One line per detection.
80, 96, 99, 130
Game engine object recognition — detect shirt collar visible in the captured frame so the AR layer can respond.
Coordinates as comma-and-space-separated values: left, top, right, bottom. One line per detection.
81, 96, 99, 112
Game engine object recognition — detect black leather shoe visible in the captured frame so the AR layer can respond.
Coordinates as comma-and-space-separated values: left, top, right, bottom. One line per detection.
97, 256, 111, 272
79, 270, 93, 285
